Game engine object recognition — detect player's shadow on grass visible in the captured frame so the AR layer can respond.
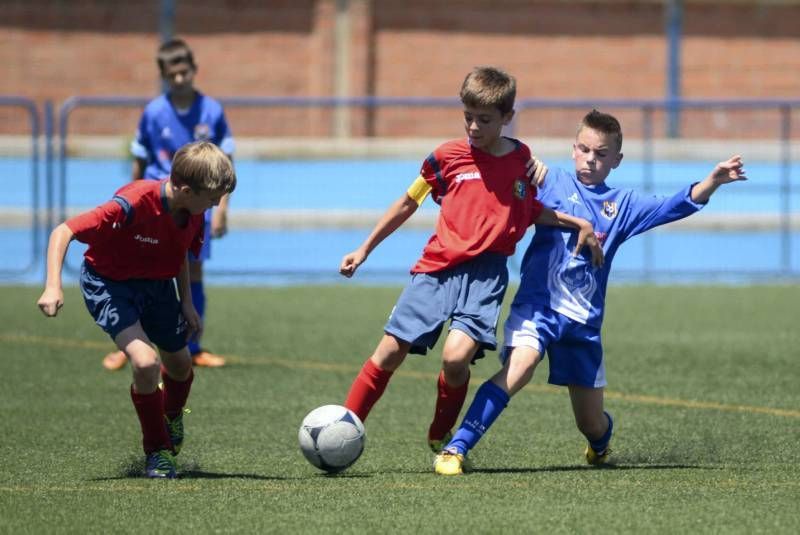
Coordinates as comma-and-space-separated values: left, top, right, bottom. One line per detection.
178, 469, 297, 480
88, 458, 299, 481
473, 462, 715, 474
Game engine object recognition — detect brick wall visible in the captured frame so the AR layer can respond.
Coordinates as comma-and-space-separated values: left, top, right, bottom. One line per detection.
1, 0, 799, 140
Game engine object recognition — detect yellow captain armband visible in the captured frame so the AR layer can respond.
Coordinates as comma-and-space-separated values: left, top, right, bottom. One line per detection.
406, 175, 431, 205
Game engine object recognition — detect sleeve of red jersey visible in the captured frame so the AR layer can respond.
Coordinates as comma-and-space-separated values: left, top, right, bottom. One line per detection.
419, 144, 449, 203
65, 198, 129, 244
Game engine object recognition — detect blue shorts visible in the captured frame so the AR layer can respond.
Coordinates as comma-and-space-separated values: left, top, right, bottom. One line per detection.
500, 302, 605, 387
385, 252, 508, 361
80, 262, 189, 352
189, 209, 212, 262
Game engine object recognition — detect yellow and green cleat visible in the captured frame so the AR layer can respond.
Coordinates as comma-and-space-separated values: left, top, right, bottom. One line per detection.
427, 430, 453, 454
165, 409, 189, 455
434, 448, 467, 476
584, 444, 612, 466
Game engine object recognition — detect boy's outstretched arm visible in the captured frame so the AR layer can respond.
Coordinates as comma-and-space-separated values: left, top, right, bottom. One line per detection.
339, 193, 420, 278
691, 155, 747, 204
534, 208, 605, 267
37, 223, 75, 317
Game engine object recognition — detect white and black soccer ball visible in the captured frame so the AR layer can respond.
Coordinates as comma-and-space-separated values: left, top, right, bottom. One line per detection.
298, 404, 365, 473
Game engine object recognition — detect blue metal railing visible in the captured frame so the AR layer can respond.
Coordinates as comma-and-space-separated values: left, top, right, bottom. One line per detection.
0, 96, 41, 277
1, 95, 788, 281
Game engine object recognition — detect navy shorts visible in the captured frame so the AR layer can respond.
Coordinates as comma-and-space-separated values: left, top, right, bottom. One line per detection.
500, 302, 606, 387
80, 262, 189, 353
385, 252, 508, 361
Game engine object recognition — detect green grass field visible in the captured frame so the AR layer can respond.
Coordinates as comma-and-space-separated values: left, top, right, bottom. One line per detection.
1, 284, 799, 533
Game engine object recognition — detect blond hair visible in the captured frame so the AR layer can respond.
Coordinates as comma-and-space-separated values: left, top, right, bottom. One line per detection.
170, 141, 236, 194
460, 66, 516, 115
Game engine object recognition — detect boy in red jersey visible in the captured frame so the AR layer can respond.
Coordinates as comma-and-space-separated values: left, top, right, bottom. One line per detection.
339, 66, 604, 454
36, 141, 236, 478
102, 38, 235, 371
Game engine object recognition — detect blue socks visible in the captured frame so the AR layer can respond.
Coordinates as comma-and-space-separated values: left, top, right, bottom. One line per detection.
447, 381, 509, 455
588, 411, 614, 454
188, 281, 205, 355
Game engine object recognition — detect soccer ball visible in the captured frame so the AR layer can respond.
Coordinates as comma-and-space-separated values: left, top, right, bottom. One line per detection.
298, 404, 366, 473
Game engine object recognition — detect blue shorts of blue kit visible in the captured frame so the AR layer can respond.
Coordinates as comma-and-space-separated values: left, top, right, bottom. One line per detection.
385, 252, 509, 361
80, 262, 189, 353
500, 302, 606, 388
189, 209, 212, 262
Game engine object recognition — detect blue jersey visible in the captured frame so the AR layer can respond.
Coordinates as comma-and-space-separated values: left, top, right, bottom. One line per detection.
131, 91, 234, 179
513, 167, 705, 328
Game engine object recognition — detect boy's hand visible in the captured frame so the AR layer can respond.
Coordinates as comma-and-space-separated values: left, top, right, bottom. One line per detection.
691, 154, 747, 204
340, 249, 367, 278
37, 287, 64, 317
710, 155, 747, 185
182, 302, 203, 343
211, 207, 228, 238
525, 156, 549, 187
574, 225, 605, 267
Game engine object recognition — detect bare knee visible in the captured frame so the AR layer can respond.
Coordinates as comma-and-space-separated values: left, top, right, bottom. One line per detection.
130, 350, 161, 393
160, 347, 192, 380
370, 335, 409, 372
440, 354, 470, 386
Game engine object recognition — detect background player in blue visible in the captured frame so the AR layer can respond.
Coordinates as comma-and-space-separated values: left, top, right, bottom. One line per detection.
434, 109, 747, 475
103, 38, 235, 371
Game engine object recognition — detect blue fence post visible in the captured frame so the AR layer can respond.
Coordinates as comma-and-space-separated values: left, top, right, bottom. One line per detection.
780, 104, 792, 275
665, 0, 683, 138
642, 105, 655, 281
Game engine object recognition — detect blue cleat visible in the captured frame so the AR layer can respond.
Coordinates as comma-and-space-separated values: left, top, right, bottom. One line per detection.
145, 449, 177, 479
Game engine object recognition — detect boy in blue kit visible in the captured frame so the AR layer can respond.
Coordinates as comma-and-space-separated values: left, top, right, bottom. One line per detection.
103, 38, 234, 370
340, 67, 604, 455
435, 109, 747, 474
37, 142, 237, 478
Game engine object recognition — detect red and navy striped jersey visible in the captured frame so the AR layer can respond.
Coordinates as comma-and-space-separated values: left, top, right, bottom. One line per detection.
67, 179, 204, 281
412, 138, 544, 273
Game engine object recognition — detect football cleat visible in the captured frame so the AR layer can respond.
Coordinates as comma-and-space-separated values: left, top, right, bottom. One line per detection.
165, 409, 188, 455
427, 430, 453, 454
102, 350, 127, 371
145, 449, 177, 479
584, 444, 612, 466
191, 350, 226, 368
434, 448, 466, 476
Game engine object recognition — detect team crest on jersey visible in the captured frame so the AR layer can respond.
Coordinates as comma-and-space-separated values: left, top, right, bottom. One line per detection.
513, 178, 527, 200
601, 201, 618, 220
194, 123, 211, 141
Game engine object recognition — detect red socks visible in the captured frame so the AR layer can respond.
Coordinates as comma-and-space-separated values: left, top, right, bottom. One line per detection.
344, 359, 393, 422
130, 386, 171, 454
428, 370, 469, 441
161, 368, 194, 419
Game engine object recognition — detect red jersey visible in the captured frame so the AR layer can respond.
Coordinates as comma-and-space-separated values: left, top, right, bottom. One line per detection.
66, 179, 204, 281
412, 138, 544, 273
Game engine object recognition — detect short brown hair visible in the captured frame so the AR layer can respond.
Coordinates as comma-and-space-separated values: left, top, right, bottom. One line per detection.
459, 66, 516, 115
157, 38, 196, 74
579, 109, 623, 151
171, 141, 236, 194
